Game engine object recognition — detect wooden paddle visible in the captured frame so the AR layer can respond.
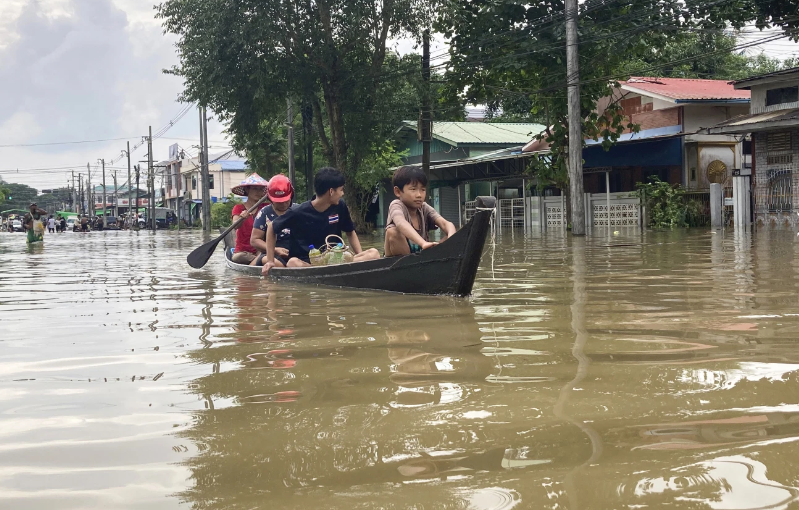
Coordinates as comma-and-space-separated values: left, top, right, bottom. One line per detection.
186, 194, 271, 269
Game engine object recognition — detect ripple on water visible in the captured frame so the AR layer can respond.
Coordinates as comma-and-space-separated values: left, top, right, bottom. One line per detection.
3, 228, 799, 509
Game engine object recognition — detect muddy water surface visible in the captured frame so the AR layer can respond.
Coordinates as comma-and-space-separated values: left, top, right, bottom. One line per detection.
2, 227, 799, 509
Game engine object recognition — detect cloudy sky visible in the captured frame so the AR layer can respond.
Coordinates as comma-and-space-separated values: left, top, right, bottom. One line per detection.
0, 0, 795, 192
0, 0, 234, 192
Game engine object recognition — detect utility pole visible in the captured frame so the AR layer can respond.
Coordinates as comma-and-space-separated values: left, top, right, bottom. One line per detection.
78, 174, 83, 215
200, 106, 211, 232
148, 126, 155, 232
112, 171, 118, 219
71, 171, 76, 212
421, 30, 432, 174
100, 158, 107, 227
126, 141, 132, 221
135, 164, 141, 225
302, 103, 314, 200
565, 0, 586, 235
287, 98, 295, 184
87, 163, 93, 217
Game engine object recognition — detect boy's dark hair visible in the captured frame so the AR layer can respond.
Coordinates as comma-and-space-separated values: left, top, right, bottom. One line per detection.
392, 166, 428, 190
314, 167, 346, 196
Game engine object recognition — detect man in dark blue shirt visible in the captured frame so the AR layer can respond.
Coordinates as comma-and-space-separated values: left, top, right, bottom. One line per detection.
262, 167, 380, 275
251, 174, 298, 267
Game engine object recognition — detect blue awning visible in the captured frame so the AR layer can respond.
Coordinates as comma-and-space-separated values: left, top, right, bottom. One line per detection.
584, 136, 683, 168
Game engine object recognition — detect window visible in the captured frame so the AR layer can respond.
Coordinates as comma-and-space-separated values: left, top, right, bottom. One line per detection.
208, 174, 215, 190
767, 169, 792, 212
192, 176, 197, 190
766, 86, 798, 107
767, 131, 792, 151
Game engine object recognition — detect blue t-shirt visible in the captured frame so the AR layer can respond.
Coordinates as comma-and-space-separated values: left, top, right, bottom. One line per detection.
272, 199, 355, 262
253, 204, 298, 250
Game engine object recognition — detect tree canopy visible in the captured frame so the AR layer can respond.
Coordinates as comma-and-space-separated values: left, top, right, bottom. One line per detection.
436, 0, 799, 207
0, 180, 38, 213
157, 0, 442, 230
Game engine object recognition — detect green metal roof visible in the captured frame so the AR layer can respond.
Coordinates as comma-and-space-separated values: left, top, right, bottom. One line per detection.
400, 121, 545, 146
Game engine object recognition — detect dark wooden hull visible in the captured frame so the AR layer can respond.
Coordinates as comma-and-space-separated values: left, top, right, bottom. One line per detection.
268, 204, 494, 296
222, 231, 263, 276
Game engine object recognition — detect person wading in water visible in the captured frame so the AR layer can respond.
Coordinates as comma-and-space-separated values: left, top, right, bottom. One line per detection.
23, 203, 47, 244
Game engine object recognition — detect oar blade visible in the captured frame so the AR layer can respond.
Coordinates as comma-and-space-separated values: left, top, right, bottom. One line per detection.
186, 238, 221, 269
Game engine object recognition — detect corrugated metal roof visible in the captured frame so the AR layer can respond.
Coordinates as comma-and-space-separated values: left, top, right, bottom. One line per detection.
622, 77, 751, 101
733, 66, 799, 88
401, 121, 546, 146
705, 108, 799, 134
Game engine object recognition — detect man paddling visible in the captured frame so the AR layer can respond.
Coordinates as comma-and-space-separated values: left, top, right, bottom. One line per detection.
261, 167, 379, 275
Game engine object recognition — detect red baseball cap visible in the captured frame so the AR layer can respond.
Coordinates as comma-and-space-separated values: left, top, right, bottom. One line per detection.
268, 174, 294, 203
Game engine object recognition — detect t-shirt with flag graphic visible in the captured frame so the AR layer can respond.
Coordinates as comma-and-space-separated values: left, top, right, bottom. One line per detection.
271, 199, 355, 262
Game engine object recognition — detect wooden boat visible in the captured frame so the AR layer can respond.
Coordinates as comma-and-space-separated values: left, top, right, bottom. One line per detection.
223, 231, 263, 276
223, 196, 496, 296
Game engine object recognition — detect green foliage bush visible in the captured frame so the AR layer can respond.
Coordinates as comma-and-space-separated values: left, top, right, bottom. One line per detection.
634, 177, 687, 229
211, 195, 240, 229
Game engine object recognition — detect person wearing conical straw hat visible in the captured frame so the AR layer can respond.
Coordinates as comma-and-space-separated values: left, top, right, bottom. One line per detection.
230, 174, 270, 264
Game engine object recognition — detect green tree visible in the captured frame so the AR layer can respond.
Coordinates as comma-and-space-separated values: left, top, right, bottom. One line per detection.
0, 181, 38, 212
211, 195, 240, 229
157, 0, 436, 231
435, 0, 799, 218
0, 181, 10, 206
625, 30, 798, 81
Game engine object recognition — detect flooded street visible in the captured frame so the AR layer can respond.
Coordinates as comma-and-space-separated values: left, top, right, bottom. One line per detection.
3, 227, 799, 509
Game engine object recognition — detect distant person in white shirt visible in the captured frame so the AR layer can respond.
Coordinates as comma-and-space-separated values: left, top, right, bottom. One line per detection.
47, 216, 56, 233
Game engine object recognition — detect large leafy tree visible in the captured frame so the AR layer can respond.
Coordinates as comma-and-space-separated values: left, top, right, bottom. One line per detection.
626, 30, 799, 80
436, 0, 799, 221
0, 181, 38, 212
157, 0, 435, 230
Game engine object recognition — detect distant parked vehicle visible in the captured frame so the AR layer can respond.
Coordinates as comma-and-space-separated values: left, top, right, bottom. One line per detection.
11, 219, 23, 232
66, 218, 78, 231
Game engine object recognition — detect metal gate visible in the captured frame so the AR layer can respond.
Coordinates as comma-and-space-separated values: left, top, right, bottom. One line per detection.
498, 198, 525, 227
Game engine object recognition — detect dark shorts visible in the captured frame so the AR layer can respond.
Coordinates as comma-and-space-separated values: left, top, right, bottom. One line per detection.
81, 224, 89, 232
407, 240, 422, 254
255, 253, 289, 267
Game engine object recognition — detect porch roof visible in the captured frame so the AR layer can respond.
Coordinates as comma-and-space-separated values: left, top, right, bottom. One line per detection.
704, 108, 799, 135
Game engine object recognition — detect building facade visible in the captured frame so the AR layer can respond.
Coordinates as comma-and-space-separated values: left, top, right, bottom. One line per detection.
708, 67, 799, 226
586, 77, 750, 194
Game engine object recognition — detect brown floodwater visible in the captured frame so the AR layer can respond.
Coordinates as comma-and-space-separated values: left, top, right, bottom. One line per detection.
2, 226, 799, 509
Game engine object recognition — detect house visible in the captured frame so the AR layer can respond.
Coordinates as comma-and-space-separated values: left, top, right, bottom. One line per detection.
585, 77, 751, 194
706, 67, 799, 226
386, 121, 545, 227
92, 184, 149, 216
172, 148, 249, 223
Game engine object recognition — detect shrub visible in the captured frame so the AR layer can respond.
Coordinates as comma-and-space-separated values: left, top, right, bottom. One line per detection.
211, 195, 241, 228
634, 177, 687, 229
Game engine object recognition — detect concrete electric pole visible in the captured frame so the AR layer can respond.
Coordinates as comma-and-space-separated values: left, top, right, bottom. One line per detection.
287, 98, 295, 184
148, 126, 155, 232
565, 0, 586, 235
200, 106, 211, 232
100, 158, 107, 228
421, 29, 431, 174
126, 141, 132, 221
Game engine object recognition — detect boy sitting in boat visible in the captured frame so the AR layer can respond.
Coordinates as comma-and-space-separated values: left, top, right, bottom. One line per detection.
251, 174, 298, 267
384, 166, 456, 257
261, 167, 380, 275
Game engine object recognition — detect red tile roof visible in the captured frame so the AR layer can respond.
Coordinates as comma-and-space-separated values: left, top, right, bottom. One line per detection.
621, 77, 751, 101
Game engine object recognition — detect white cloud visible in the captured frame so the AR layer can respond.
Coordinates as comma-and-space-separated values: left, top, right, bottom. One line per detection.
0, 0, 229, 191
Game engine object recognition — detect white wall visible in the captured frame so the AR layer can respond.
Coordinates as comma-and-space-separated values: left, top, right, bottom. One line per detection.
751, 77, 799, 113
683, 104, 749, 132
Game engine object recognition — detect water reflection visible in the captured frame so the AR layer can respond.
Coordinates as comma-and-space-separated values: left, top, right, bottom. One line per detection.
7, 229, 799, 509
